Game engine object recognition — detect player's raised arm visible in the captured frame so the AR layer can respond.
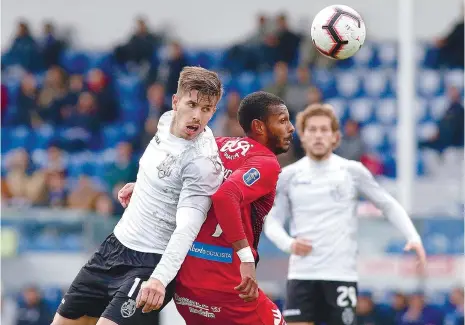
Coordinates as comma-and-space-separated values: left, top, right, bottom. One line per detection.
349, 161, 426, 266
211, 155, 280, 254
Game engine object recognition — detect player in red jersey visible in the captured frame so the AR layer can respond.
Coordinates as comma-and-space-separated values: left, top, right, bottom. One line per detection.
118, 91, 294, 324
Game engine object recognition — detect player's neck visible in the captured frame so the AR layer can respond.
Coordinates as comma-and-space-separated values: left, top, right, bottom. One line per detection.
307, 152, 333, 163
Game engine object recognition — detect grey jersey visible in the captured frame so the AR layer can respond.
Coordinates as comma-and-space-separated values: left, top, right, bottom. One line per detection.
114, 111, 223, 253
266, 154, 419, 282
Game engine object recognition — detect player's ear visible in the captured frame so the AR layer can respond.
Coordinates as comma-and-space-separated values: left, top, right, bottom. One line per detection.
251, 119, 266, 136
172, 94, 179, 111
333, 130, 342, 149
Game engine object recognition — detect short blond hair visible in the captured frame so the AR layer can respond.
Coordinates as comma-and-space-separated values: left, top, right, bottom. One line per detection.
296, 103, 341, 148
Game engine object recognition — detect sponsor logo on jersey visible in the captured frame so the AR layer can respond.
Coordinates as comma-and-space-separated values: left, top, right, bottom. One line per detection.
174, 294, 220, 319
187, 241, 233, 263
243, 168, 260, 186
220, 139, 252, 160
121, 298, 137, 318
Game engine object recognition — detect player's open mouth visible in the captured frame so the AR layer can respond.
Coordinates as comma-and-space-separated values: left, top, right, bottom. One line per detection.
186, 125, 200, 135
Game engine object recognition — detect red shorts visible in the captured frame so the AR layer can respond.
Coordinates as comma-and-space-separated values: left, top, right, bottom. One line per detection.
174, 284, 286, 325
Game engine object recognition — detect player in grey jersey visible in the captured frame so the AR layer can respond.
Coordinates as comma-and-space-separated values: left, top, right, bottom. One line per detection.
53, 67, 224, 325
264, 103, 427, 325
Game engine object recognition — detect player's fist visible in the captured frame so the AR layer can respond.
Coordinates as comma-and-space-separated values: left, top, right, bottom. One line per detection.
136, 278, 165, 313
118, 182, 135, 208
235, 262, 259, 302
291, 238, 312, 256
404, 241, 427, 271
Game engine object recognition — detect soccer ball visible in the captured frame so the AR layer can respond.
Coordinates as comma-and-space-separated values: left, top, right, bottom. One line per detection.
311, 5, 366, 60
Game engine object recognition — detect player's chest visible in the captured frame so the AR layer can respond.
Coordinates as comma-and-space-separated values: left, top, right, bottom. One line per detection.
139, 138, 185, 185
289, 167, 356, 206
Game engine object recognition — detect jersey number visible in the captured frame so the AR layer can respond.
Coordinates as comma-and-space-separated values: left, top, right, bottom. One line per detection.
336, 286, 357, 307
212, 224, 223, 237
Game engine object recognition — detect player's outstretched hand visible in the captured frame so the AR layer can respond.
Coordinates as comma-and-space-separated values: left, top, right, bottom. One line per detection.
136, 278, 165, 313
404, 241, 427, 270
291, 238, 312, 256
118, 182, 135, 208
235, 262, 259, 302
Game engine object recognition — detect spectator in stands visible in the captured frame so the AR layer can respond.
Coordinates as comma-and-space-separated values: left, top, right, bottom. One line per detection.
434, 6, 464, 69
44, 170, 68, 208
275, 13, 301, 65
163, 41, 188, 96
245, 14, 275, 47
400, 291, 444, 325
42, 144, 67, 173
147, 82, 170, 116
391, 292, 408, 324
63, 74, 84, 107
103, 141, 138, 192
265, 61, 288, 99
6, 21, 42, 72
138, 83, 170, 148
37, 66, 68, 124
420, 86, 464, 153
306, 86, 322, 106
5, 149, 47, 206
40, 22, 66, 69
335, 119, 366, 161
356, 291, 393, 325
444, 287, 464, 325
95, 194, 116, 218
15, 286, 52, 325
67, 174, 102, 211
62, 92, 100, 131
285, 65, 312, 115
86, 68, 118, 122
114, 17, 162, 68
14, 74, 38, 127
212, 91, 244, 137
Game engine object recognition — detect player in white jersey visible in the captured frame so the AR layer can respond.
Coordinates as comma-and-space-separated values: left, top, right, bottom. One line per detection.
53, 67, 224, 325
264, 103, 427, 325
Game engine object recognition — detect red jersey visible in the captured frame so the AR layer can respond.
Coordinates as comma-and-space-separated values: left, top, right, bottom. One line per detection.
177, 136, 281, 297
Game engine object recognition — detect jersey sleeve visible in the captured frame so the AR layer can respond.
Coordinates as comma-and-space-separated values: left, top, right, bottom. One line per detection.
264, 166, 295, 252
178, 155, 223, 215
211, 155, 280, 244
227, 155, 281, 204
348, 161, 421, 242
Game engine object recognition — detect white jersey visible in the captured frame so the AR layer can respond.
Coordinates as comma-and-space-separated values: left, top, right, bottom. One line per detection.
265, 154, 420, 282
114, 111, 223, 253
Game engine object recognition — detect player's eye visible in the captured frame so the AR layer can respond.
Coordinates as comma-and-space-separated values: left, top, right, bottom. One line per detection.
188, 102, 196, 108
202, 107, 211, 113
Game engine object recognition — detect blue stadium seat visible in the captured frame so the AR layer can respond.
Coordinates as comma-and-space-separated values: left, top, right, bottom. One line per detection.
444, 69, 464, 91
363, 70, 390, 97
257, 71, 274, 89
237, 72, 261, 96
429, 96, 449, 121
417, 122, 438, 142
325, 98, 348, 120
348, 98, 374, 124
375, 99, 397, 125
377, 42, 397, 68
423, 233, 451, 255
31, 125, 56, 150
415, 98, 429, 122
417, 69, 443, 97
360, 123, 385, 150
87, 51, 113, 73
10, 126, 32, 150
335, 71, 362, 98
352, 42, 375, 68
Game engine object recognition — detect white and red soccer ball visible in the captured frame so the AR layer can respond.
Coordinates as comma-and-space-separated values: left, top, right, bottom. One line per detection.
311, 4, 366, 60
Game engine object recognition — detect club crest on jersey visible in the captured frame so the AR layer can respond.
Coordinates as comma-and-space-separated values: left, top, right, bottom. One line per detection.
157, 153, 177, 178
243, 168, 260, 186
220, 139, 252, 160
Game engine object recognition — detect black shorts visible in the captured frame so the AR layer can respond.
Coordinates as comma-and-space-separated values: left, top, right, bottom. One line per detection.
57, 233, 175, 325
283, 279, 358, 325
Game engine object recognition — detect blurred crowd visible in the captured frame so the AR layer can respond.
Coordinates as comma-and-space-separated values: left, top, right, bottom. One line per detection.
1, 13, 464, 218
1, 285, 463, 325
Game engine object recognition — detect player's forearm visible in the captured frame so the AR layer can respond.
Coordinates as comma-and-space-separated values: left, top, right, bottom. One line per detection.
151, 206, 206, 287
382, 199, 421, 242
264, 213, 294, 253
211, 180, 247, 244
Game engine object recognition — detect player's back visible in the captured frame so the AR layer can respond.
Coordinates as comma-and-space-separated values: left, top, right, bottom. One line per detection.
177, 137, 278, 300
